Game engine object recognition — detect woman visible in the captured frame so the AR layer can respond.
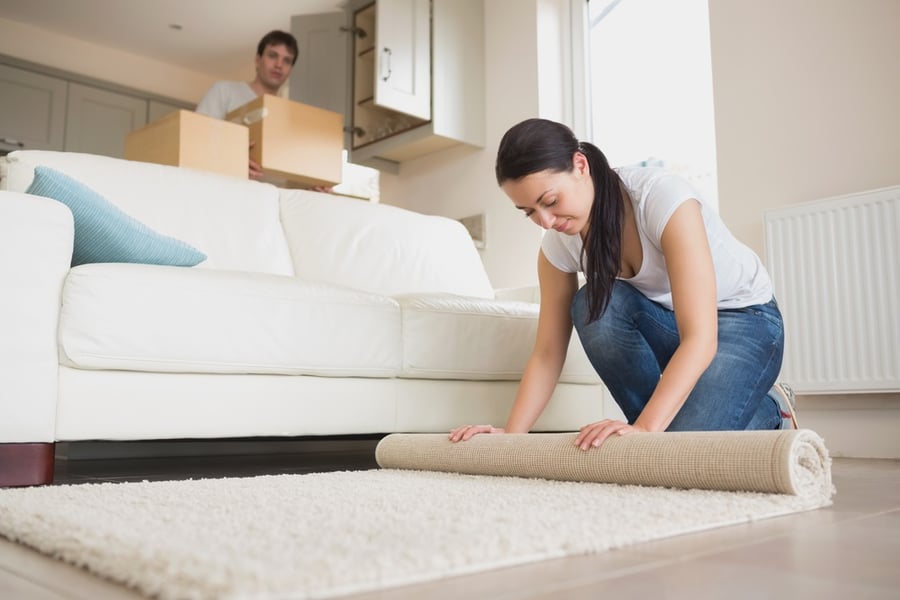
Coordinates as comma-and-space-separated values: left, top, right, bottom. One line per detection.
450, 118, 797, 450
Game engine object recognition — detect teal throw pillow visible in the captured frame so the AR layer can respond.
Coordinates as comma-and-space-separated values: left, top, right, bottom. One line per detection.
25, 166, 207, 267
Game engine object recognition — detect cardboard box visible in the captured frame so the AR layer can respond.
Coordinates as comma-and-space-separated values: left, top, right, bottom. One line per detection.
124, 110, 249, 179
226, 94, 343, 188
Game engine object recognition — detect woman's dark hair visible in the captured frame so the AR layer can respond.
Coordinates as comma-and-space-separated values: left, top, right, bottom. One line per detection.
257, 30, 299, 66
495, 118, 624, 322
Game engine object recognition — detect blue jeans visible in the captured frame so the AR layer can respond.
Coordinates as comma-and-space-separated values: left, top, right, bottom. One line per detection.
571, 281, 784, 431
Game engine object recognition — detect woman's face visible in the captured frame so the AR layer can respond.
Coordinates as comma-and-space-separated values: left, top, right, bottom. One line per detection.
501, 152, 594, 236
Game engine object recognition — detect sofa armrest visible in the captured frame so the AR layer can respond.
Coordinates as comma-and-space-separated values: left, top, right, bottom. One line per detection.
0, 191, 73, 443
493, 285, 540, 304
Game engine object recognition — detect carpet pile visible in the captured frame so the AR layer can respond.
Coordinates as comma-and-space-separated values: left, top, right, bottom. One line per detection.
0, 430, 834, 599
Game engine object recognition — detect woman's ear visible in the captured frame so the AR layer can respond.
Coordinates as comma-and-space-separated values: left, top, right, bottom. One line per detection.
573, 150, 590, 179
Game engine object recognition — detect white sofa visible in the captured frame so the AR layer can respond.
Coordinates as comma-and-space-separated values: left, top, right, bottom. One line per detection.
0, 150, 606, 486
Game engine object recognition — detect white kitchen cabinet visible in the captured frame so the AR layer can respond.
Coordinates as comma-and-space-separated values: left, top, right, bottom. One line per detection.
64, 83, 148, 158
289, 12, 348, 117
0, 64, 67, 154
371, 0, 431, 121
2, 55, 191, 160
148, 99, 185, 123
292, 0, 484, 173
347, 0, 430, 153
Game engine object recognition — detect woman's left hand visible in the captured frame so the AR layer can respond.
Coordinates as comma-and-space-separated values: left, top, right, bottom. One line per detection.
574, 419, 647, 450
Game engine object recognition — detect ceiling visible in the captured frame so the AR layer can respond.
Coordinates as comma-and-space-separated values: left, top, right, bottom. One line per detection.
0, 0, 345, 76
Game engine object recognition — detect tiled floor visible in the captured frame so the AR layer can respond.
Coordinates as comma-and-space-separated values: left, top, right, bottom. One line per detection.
1, 441, 898, 599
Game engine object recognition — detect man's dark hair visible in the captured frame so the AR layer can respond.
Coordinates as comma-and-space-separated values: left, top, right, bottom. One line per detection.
256, 30, 299, 65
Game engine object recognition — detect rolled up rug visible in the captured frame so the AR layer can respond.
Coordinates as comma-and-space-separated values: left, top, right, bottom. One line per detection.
376, 429, 833, 500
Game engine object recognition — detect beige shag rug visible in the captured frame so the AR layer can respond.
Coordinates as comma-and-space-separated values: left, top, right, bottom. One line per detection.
0, 431, 834, 600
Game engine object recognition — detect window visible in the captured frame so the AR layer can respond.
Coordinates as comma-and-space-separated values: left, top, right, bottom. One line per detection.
589, 0, 718, 208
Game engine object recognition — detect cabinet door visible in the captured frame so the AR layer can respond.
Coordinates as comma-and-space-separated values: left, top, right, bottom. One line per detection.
0, 64, 67, 153
375, 0, 431, 120
64, 83, 148, 158
290, 12, 349, 118
148, 99, 186, 122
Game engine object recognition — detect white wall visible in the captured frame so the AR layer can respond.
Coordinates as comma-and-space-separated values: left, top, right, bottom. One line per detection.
0, 17, 240, 103
709, 0, 900, 459
709, 0, 900, 259
590, 0, 719, 209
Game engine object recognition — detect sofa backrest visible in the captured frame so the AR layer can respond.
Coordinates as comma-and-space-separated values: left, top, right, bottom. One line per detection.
279, 189, 495, 299
1, 151, 295, 276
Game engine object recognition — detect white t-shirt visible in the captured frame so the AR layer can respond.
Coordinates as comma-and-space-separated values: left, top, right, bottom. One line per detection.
195, 81, 258, 120
541, 166, 773, 310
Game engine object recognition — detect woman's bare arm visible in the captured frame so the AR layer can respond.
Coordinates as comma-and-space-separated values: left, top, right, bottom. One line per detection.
450, 250, 577, 441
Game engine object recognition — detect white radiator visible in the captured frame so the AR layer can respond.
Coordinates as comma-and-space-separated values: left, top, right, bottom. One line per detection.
764, 186, 900, 394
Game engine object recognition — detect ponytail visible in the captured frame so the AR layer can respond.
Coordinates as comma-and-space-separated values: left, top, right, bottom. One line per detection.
577, 141, 624, 321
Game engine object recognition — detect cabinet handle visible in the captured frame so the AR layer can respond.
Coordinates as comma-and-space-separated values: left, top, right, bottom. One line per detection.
0, 137, 25, 148
381, 47, 392, 82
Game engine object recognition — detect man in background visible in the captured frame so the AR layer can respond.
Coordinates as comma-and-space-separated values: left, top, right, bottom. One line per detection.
196, 30, 298, 178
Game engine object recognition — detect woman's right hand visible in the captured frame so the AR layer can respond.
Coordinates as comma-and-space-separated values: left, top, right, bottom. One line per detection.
448, 424, 504, 442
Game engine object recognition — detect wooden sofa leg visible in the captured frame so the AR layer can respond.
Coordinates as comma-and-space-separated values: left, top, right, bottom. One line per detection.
0, 443, 55, 487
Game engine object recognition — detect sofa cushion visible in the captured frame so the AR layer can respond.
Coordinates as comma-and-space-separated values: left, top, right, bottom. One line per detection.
396, 294, 601, 384
279, 189, 495, 299
2, 150, 294, 276
58, 263, 401, 376
26, 167, 206, 267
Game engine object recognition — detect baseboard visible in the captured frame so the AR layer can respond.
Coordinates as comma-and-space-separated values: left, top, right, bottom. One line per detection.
797, 393, 900, 459
55, 435, 384, 461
